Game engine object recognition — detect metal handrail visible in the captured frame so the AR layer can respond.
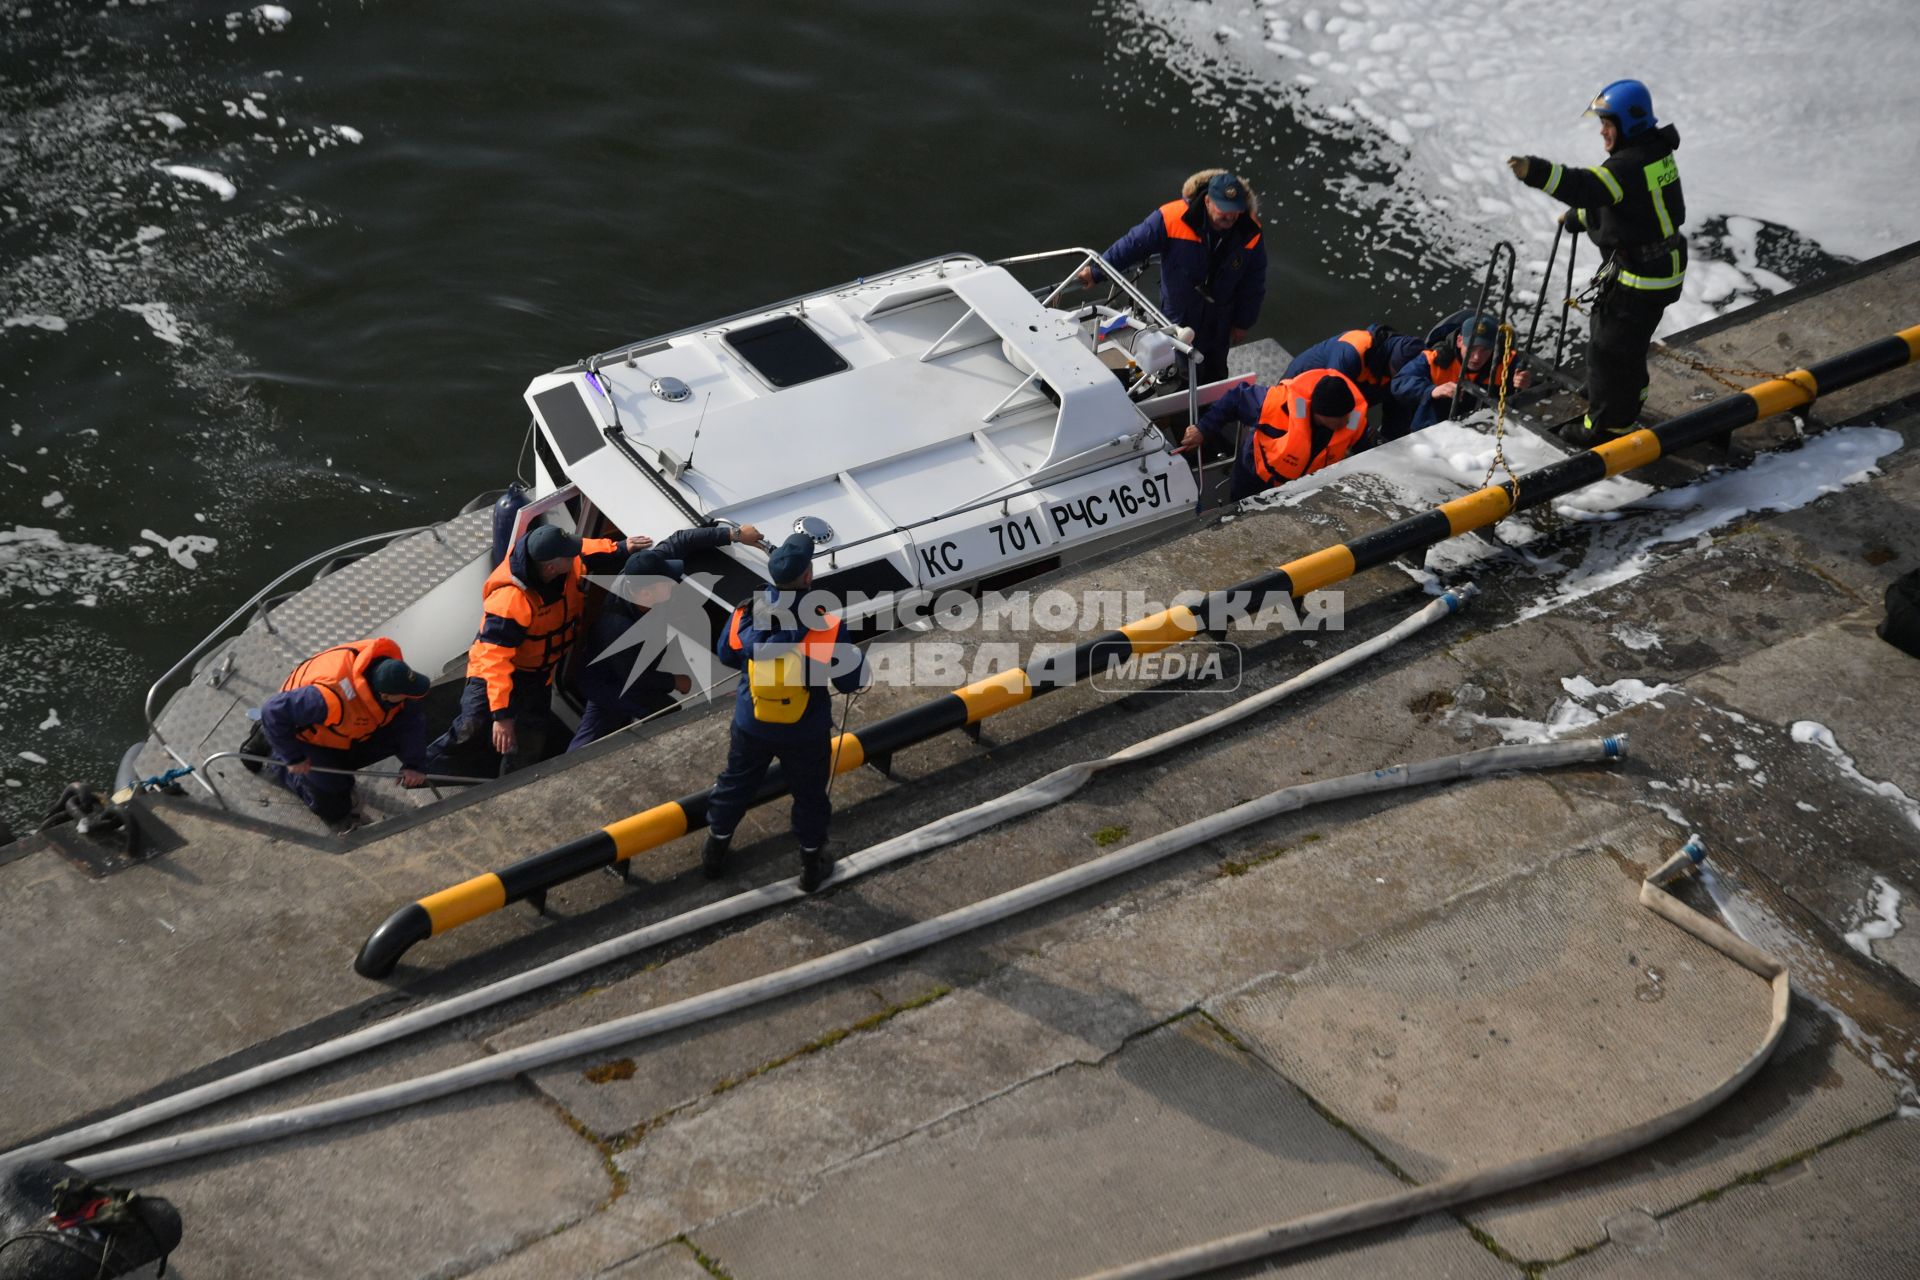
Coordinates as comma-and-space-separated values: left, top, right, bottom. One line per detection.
199, 752, 485, 786
142, 523, 446, 765
998, 247, 1182, 336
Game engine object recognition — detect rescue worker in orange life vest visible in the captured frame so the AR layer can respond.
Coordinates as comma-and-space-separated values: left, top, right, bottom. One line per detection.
701, 533, 870, 894
1283, 325, 1426, 399
1075, 169, 1267, 386
425, 521, 651, 777
1386, 312, 1534, 440
258, 637, 431, 828
1176, 368, 1367, 501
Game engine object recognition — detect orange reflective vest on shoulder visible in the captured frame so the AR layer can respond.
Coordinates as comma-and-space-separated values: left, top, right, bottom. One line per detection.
1249, 368, 1368, 487
468, 536, 621, 714
282, 636, 406, 750
1423, 344, 1500, 390
1336, 329, 1381, 387
728, 605, 845, 727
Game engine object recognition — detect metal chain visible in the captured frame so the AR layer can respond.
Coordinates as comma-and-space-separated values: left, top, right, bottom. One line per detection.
1479, 321, 1524, 506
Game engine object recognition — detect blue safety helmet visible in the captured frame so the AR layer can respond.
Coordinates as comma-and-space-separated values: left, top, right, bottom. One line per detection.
1583, 79, 1657, 137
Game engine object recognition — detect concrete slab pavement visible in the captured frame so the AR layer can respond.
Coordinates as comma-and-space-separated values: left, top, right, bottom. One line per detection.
1547, 1115, 1920, 1279
686, 1016, 1414, 1280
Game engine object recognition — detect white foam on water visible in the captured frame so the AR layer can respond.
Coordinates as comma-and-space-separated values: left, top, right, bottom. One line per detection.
5, 314, 69, 332
1133, 0, 1920, 328
38, 709, 60, 731
17, 752, 48, 766
140, 528, 218, 569
1792, 720, 1920, 834
333, 124, 363, 144
151, 111, 187, 133
0, 525, 137, 603
155, 163, 237, 201
120, 301, 186, 346
40, 491, 64, 509
1844, 876, 1906, 961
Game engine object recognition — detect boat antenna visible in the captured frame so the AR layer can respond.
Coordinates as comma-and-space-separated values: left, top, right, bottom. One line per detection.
683, 392, 713, 473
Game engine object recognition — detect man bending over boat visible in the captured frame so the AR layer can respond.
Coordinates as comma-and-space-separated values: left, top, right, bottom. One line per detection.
426, 522, 650, 777
700, 533, 870, 893
258, 637, 432, 831
1384, 312, 1532, 441
1076, 168, 1268, 386
567, 523, 768, 750
1176, 368, 1367, 501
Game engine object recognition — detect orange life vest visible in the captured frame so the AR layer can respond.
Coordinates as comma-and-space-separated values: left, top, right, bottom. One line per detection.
1422, 344, 1498, 390
468, 535, 620, 713
1249, 369, 1368, 487
1337, 328, 1382, 386
282, 636, 406, 751
1157, 197, 1264, 251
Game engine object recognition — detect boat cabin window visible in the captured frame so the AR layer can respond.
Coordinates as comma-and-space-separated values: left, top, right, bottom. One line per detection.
535, 384, 606, 465
722, 315, 849, 389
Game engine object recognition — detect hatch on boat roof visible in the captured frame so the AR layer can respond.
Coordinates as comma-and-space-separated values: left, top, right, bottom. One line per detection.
723, 314, 850, 390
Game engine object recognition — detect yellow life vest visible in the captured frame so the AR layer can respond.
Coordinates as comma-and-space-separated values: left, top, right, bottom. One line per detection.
730, 607, 844, 725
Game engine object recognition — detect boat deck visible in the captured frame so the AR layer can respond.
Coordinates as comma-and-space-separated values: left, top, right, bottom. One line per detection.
6, 248, 1920, 1279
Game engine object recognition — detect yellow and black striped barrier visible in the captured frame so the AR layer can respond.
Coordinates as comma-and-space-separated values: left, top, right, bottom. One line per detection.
354, 323, 1920, 978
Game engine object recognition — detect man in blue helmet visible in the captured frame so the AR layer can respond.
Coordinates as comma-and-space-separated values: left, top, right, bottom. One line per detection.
1505, 79, 1686, 446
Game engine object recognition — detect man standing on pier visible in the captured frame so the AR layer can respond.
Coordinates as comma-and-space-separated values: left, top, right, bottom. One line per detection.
1507, 79, 1686, 446
700, 533, 869, 893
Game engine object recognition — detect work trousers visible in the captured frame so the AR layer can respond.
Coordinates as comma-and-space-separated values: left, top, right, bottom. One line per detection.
273, 723, 410, 822
1585, 281, 1680, 435
704, 728, 832, 850
425, 673, 558, 778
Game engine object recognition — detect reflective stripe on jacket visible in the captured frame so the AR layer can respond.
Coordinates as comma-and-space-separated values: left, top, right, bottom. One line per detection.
1248, 369, 1368, 487
1523, 124, 1687, 292
281, 636, 405, 750
1097, 193, 1269, 359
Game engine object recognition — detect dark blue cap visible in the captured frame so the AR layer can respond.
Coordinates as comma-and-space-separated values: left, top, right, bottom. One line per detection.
367, 657, 431, 700
621, 549, 684, 582
1459, 314, 1498, 349
767, 532, 815, 586
1205, 172, 1250, 212
524, 523, 581, 563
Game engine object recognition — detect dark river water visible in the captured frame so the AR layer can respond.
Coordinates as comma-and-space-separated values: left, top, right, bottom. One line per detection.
0, 0, 1481, 832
